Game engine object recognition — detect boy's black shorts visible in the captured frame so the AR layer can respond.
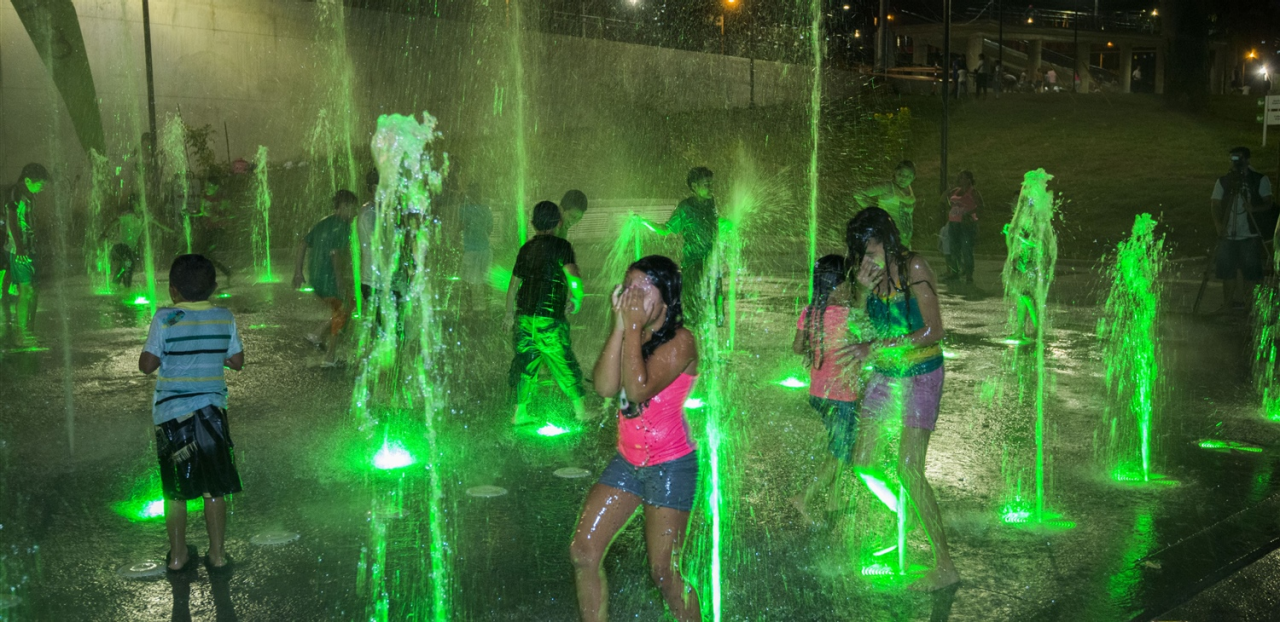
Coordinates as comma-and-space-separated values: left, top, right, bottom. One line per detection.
156, 405, 243, 501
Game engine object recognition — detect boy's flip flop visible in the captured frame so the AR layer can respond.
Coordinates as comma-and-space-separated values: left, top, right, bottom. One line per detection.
165, 544, 199, 574
204, 553, 234, 576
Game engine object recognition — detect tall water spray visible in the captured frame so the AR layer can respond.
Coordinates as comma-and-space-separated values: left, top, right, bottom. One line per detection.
1253, 255, 1280, 420
250, 146, 276, 282
690, 248, 734, 622
996, 169, 1061, 524
806, 0, 822, 300
159, 114, 191, 253
86, 150, 113, 293
1099, 214, 1167, 483
505, 0, 530, 242
304, 0, 360, 237
351, 111, 452, 620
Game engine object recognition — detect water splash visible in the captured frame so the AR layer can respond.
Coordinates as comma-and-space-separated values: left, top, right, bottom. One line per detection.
85, 150, 113, 294
505, 0, 530, 242
313, 0, 359, 192
806, 0, 822, 300
250, 146, 277, 283
352, 111, 451, 621
1252, 282, 1280, 420
689, 237, 734, 622
1099, 214, 1167, 483
159, 113, 191, 253
995, 169, 1060, 524
300, 0, 360, 248
601, 214, 649, 285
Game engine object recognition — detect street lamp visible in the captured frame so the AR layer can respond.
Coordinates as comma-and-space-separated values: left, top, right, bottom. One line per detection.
718, 0, 739, 55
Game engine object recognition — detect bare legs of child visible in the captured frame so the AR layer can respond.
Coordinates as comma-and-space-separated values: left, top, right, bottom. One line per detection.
164, 495, 229, 570
790, 454, 845, 524
853, 423, 959, 592
570, 484, 701, 622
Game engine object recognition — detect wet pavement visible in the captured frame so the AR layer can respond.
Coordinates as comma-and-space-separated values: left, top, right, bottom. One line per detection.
0, 245, 1277, 621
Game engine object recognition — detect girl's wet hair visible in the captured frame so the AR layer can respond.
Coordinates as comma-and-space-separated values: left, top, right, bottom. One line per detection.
846, 207, 927, 328
803, 254, 847, 369
627, 255, 684, 360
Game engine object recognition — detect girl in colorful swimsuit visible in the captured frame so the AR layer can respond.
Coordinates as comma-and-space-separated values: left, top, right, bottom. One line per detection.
842, 207, 959, 592
570, 255, 701, 622
790, 254, 860, 523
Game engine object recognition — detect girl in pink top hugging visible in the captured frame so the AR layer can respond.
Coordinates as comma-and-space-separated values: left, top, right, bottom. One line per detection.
570, 255, 701, 622
790, 255, 860, 523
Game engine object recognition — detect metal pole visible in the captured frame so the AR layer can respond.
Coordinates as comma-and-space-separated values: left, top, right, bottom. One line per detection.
1073, 3, 1080, 91
998, 0, 1004, 70
876, 0, 888, 73
941, 0, 950, 195
142, 0, 158, 173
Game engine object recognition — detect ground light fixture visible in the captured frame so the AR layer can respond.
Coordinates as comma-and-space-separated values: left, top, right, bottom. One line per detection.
372, 441, 415, 470
536, 423, 569, 437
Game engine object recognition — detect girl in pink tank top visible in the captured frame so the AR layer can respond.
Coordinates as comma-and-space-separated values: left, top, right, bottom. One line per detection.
569, 255, 702, 622
616, 371, 697, 466
789, 255, 860, 524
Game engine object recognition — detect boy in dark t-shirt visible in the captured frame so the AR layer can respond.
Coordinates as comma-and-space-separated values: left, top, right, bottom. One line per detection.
505, 201, 586, 424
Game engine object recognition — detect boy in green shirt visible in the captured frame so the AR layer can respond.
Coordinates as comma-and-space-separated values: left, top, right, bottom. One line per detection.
4, 163, 49, 347
293, 190, 358, 366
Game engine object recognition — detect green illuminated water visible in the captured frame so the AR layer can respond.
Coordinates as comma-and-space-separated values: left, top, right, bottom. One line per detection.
1099, 214, 1166, 483
506, 0, 529, 242
314, 0, 359, 192
302, 0, 360, 248
687, 229, 739, 621
851, 374, 912, 576
601, 214, 648, 287
1252, 283, 1280, 420
806, 0, 822, 301
159, 113, 192, 253
352, 111, 452, 620
86, 150, 112, 293
994, 169, 1059, 524
250, 146, 277, 283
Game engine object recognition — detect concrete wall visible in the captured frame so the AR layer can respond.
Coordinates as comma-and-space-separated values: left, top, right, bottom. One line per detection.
0, 0, 836, 187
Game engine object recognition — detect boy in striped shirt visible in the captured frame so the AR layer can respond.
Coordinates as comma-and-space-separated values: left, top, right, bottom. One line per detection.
139, 254, 244, 574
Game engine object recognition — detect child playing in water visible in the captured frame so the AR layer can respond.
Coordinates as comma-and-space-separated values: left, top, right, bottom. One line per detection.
4, 163, 49, 347
459, 183, 494, 313
841, 207, 958, 592
294, 190, 358, 367
790, 255, 859, 523
105, 193, 172, 289
505, 201, 586, 423
646, 167, 722, 325
570, 255, 701, 622
556, 189, 588, 238
138, 254, 244, 574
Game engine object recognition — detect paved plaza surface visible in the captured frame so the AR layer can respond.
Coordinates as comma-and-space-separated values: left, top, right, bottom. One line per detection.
0, 248, 1275, 622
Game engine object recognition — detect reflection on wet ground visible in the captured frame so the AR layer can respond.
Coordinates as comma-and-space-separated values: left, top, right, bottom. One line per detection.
1, 252, 1277, 621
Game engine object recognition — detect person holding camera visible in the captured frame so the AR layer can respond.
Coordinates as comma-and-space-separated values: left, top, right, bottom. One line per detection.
1211, 146, 1274, 312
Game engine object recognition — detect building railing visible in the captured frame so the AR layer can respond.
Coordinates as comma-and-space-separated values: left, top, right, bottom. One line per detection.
958, 7, 1160, 35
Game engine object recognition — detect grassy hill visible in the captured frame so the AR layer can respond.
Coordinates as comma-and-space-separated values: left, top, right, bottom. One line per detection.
898, 93, 1272, 259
